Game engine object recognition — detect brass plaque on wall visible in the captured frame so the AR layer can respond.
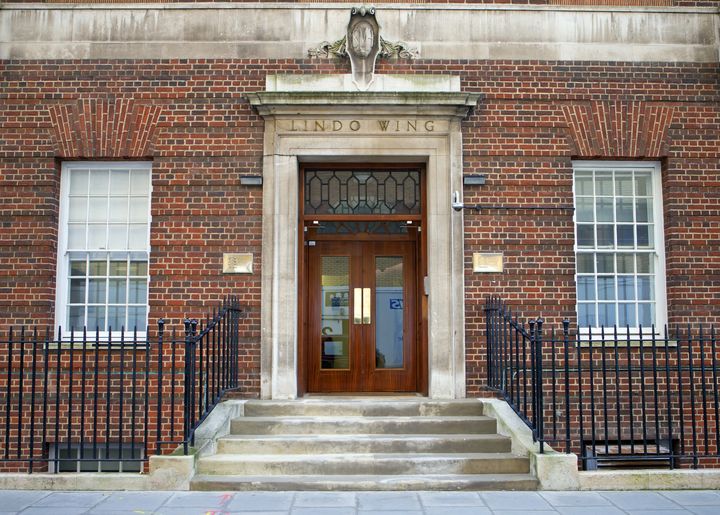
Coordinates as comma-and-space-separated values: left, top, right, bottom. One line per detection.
472, 253, 503, 273
223, 253, 253, 274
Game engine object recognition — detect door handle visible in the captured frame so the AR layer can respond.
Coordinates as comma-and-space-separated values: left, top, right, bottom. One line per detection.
353, 288, 363, 324
362, 288, 371, 325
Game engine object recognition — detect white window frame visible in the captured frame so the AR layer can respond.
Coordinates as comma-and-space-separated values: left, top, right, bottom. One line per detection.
55, 161, 152, 338
572, 160, 667, 336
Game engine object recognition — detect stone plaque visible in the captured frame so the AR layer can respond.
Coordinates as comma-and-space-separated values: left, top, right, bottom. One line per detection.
223, 253, 253, 274
473, 253, 503, 273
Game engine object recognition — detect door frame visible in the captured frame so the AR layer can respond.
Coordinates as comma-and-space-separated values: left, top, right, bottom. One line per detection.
297, 163, 428, 395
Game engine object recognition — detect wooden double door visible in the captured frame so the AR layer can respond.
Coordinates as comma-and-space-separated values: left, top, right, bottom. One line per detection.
306, 239, 418, 393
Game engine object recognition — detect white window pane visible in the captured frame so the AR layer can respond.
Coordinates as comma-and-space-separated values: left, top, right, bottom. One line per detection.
577, 253, 594, 273
127, 306, 147, 331
637, 225, 653, 248
128, 225, 147, 248
637, 276, 654, 301
108, 278, 127, 304
88, 278, 106, 304
69, 279, 86, 303
575, 173, 594, 195
617, 225, 634, 247
596, 254, 614, 273
68, 224, 86, 249
617, 253, 635, 273
636, 198, 652, 223
577, 277, 595, 301
88, 224, 107, 249
87, 306, 106, 331
128, 279, 147, 304
635, 173, 652, 196
69, 170, 89, 195
110, 169, 130, 195
577, 225, 594, 247
89, 170, 109, 194
615, 175, 633, 196
108, 197, 128, 223
596, 173, 613, 195
639, 303, 654, 327
618, 277, 635, 300
596, 198, 614, 222
578, 303, 596, 328
618, 303, 636, 328
107, 306, 126, 331
598, 303, 616, 327
108, 225, 128, 250
576, 198, 594, 222
130, 169, 150, 195
129, 197, 149, 223
597, 225, 614, 247
68, 306, 85, 330
88, 197, 108, 222
616, 198, 634, 222
68, 197, 87, 222
598, 277, 616, 301
636, 254, 653, 274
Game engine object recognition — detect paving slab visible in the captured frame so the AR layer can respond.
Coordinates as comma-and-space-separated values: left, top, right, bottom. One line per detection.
688, 507, 720, 515
32, 491, 108, 508
291, 508, 356, 515
226, 492, 295, 511
165, 491, 234, 508
556, 507, 626, 515
541, 491, 612, 507
293, 492, 356, 507
425, 507, 491, 515
0, 490, 50, 511
625, 511, 690, 515
21, 508, 91, 515
419, 491, 483, 507
90, 491, 173, 512
660, 491, 720, 506
356, 492, 422, 511
481, 491, 553, 511
602, 491, 682, 511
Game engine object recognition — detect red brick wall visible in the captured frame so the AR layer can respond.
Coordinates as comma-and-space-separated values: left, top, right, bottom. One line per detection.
1, 59, 718, 404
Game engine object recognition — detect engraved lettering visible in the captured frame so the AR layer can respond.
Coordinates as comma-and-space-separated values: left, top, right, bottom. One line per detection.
407, 120, 417, 132
315, 120, 325, 132
424, 120, 434, 132
349, 120, 361, 131
290, 120, 299, 132
333, 120, 343, 131
378, 120, 390, 132
395, 120, 400, 132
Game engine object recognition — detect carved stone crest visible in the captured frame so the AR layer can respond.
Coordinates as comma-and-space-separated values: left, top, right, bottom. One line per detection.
307, 6, 419, 91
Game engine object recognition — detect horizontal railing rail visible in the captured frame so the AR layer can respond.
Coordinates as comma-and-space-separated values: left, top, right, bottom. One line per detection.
0, 297, 242, 474
485, 296, 720, 469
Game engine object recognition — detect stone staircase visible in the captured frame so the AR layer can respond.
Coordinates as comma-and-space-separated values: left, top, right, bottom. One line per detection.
191, 398, 538, 491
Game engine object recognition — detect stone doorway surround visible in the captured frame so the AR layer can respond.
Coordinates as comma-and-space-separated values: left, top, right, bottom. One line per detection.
248, 74, 480, 399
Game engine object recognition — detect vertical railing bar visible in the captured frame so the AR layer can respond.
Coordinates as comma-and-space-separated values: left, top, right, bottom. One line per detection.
212, 309, 218, 404
686, 324, 698, 467
54, 326, 62, 473
600, 327, 609, 456
41, 327, 50, 470
626, 325, 634, 455
711, 326, 719, 463
5, 327, 14, 460
551, 326, 557, 442
529, 319, 536, 438
613, 325, 622, 457
105, 330, 112, 466
143, 324, 150, 464
198, 316, 205, 421
588, 325, 596, 459
563, 319, 571, 454
17, 327, 27, 460
650, 326, 661, 456
29, 328, 39, 473
577, 327, 584, 464
522, 320, 529, 424
80, 327, 88, 463
130, 328, 139, 465
170, 329, 177, 452
536, 318, 544, 453
92, 329, 99, 462
155, 320, 164, 455
674, 324, 686, 460
514, 314, 521, 409
118, 328, 126, 469
639, 325, 648, 455
663, 325, 674, 469
66, 330, 74, 460
698, 325, 709, 459
182, 320, 190, 455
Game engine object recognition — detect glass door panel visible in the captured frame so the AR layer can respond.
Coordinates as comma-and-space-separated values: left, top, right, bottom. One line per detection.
374, 256, 404, 369
320, 256, 350, 370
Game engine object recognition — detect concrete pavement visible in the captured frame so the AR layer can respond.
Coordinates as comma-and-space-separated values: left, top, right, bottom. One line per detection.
2, 490, 720, 514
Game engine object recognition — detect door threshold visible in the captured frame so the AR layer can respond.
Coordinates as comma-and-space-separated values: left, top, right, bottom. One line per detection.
302, 392, 426, 399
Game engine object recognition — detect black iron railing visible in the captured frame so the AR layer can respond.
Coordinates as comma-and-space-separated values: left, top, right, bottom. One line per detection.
0, 298, 242, 473
485, 296, 720, 469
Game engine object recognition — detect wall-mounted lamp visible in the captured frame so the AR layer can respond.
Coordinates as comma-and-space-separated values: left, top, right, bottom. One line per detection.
240, 175, 263, 186
452, 191, 464, 212
463, 174, 486, 186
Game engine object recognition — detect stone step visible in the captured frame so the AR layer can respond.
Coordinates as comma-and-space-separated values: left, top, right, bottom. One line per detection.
196, 453, 530, 476
230, 416, 497, 435
217, 433, 512, 455
190, 473, 539, 491
242, 399, 484, 417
